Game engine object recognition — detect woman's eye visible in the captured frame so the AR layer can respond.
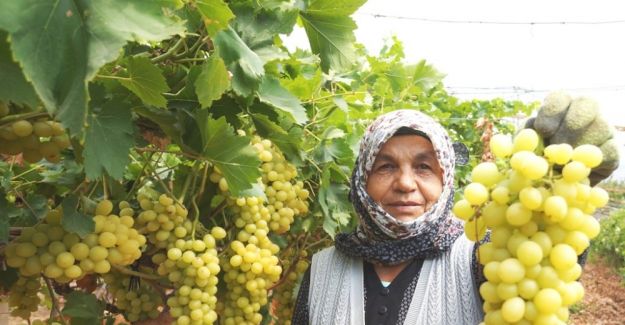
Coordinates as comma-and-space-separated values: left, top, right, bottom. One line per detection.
377, 164, 394, 171
417, 163, 431, 170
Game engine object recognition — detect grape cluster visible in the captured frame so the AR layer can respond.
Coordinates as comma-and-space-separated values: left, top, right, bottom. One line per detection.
7, 276, 41, 320
0, 101, 70, 163
157, 228, 224, 325
454, 129, 606, 324
210, 136, 309, 325
5, 200, 146, 285
102, 270, 163, 322
135, 192, 191, 250
90, 200, 147, 269
270, 247, 310, 324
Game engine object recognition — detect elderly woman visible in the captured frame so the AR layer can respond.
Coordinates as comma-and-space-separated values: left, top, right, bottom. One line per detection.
292, 110, 483, 324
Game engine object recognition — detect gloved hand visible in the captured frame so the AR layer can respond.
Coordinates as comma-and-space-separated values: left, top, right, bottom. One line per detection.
525, 91, 620, 185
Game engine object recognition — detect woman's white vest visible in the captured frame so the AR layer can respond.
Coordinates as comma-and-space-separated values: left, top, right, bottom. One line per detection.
308, 235, 483, 325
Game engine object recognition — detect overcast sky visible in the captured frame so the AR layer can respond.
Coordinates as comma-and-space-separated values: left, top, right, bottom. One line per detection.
284, 0, 625, 179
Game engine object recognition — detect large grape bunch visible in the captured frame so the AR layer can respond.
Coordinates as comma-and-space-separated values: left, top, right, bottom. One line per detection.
210, 136, 309, 325
3, 199, 147, 320
0, 101, 70, 163
453, 129, 606, 325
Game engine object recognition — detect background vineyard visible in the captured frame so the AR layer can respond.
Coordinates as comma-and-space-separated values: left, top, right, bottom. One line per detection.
6, 0, 623, 324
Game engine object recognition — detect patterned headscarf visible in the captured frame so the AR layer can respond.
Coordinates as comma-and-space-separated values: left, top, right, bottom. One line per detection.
335, 109, 464, 265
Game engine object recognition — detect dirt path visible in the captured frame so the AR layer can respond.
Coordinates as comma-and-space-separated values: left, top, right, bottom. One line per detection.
570, 257, 625, 325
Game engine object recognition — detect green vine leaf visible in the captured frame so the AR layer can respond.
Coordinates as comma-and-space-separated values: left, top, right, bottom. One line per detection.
63, 291, 104, 324
196, 113, 261, 197
195, 55, 230, 108
213, 26, 264, 97
0, 31, 38, 107
257, 76, 308, 124
196, 0, 235, 36
118, 57, 169, 108
0, 195, 10, 243
0, 0, 184, 135
299, 0, 366, 72
83, 88, 134, 180
61, 196, 95, 238
410, 60, 445, 92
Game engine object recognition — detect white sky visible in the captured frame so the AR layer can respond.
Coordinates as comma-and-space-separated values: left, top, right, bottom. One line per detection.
284, 0, 625, 179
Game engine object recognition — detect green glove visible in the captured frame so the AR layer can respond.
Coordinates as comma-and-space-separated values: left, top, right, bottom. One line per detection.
526, 91, 620, 185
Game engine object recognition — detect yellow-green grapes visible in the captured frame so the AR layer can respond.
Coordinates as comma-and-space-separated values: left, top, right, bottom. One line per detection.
158, 231, 222, 325
135, 192, 190, 250
455, 130, 604, 325
5, 200, 146, 285
270, 248, 310, 324
7, 276, 41, 320
0, 102, 70, 163
91, 200, 147, 269
209, 136, 309, 325
102, 271, 163, 322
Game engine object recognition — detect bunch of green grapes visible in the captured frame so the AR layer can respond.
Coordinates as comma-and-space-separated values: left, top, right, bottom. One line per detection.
157, 228, 225, 325
5, 208, 90, 283
209, 136, 309, 324
269, 248, 310, 324
454, 129, 606, 325
101, 270, 163, 322
0, 101, 70, 163
90, 200, 147, 271
5, 199, 147, 285
253, 137, 310, 234
135, 192, 191, 250
7, 276, 41, 320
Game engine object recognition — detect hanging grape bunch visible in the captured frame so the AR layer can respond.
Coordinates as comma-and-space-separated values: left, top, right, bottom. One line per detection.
209, 136, 309, 325
0, 101, 70, 163
454, 128, 606, 324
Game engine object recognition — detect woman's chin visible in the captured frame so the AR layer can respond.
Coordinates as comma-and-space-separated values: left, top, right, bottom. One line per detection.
388, 211, 425, 222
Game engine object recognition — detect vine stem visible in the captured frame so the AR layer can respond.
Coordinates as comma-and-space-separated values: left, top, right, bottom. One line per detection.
135, 147, 203, 160
42, 276, 67, 325
152, 37, 186, 63
0, 111, 50, 127
125, 151, 155, 201
102, 176, 109, 200
112, 265, 161, 281
179, 161, 202, 203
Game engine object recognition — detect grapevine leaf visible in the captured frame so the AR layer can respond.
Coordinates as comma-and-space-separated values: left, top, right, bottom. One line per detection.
133, 106, 182, 143
63, 291, 104, 324
257, 76, 308, 124
61, 196, 95, 237
196, 0, 235, 36
118, 57, 169, 108
299, 0, 366, 72
232, 4, 298, 50
213, 27, 265, 97
0, 31, 38, 107
0, 0, 184, 135
313, 138, 353, 165
0, 162, 13, 192
410, 60, 445, 92
84, 88, 134, 180
305, 0, 366, 16
195, 55, 230, 108
196, 113, 261, 196
25, 193, 48, 221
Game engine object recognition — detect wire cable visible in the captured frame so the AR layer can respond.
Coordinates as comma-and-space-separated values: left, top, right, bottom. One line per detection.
356, 12, 625, 25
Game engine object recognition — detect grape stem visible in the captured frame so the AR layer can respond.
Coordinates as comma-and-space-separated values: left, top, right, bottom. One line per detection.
42, 276, 67, 325
0, 111, 50, 127
112, 265, 161, 281
125, 151, 155, 201
151, 37, 186, 63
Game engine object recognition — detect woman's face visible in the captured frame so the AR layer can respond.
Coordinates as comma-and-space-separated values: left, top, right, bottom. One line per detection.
366, 135, 444, 222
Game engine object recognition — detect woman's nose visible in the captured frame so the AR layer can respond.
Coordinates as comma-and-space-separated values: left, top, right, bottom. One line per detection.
395, 168, 418, 192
